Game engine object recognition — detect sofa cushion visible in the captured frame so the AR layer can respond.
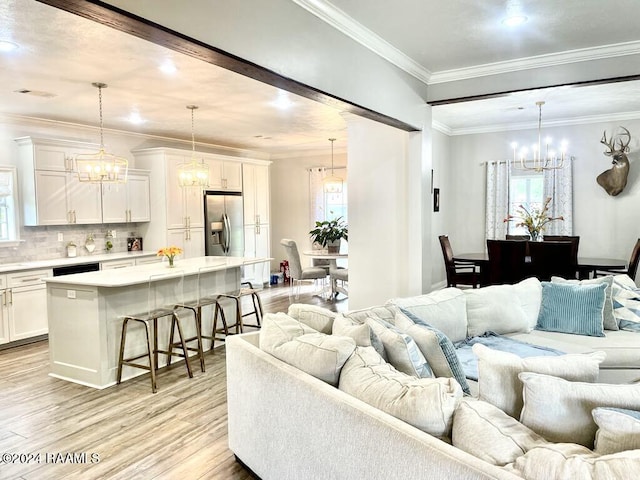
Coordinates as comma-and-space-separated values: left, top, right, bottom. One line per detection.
612, 274, 640, 328
387, 288, 468, 342
343, 304, 397, 324
259, 312, 356, 386
551, 275, 617, 330
287, 304, 336, 334
464, 277, 542, 337
394, 309, 470, 395
452, 398, 547, 466
365, 317, 433, 378
535, 282, 607, 337
508, 443, 640, 480
519, 372, 640, 447
593, 407, 640, 455
473, 344, 605, 418
339, 346, 463, 439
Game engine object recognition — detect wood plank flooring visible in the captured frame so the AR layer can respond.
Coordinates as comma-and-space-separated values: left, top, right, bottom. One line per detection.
0, 282, 347, 480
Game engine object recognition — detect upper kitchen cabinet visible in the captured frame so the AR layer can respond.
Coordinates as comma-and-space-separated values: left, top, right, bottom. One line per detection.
208, 159, 242, 191
101, 170, 151, 223
243, 163, 270, 226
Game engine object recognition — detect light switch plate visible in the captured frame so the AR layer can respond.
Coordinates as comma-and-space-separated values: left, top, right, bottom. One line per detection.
66, 290, 76, 299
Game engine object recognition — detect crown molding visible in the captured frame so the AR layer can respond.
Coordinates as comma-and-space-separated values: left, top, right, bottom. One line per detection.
432, 120, 452, 136
291, 0, 432, 84
440, 110, 640, 136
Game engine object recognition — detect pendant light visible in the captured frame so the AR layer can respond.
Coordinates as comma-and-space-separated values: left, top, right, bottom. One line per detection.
178, 105, 209, 188
76, 82, 128, 183
323, 138, 343, 193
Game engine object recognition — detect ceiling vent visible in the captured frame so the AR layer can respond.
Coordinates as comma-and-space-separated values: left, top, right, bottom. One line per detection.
14, 89, 57, 98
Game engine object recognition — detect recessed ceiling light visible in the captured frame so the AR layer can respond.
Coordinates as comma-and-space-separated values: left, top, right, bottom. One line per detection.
270, 90, 294, 110
502, 15, 528, 27
159, 60, 177, 75
127, 111, 145, 125
0, 41, 19, 52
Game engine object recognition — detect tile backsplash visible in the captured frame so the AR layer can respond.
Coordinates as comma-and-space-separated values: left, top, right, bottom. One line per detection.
0, 224, 146, 264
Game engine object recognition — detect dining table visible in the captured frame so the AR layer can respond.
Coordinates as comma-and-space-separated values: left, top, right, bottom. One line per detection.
453, 252, 627, 282
303, 250, 348, 298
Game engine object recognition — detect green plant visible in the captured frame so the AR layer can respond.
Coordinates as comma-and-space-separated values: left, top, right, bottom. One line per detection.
309, 217, 348, 247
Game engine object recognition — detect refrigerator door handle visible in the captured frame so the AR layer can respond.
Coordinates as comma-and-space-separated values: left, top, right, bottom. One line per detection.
223, 212, 231, 253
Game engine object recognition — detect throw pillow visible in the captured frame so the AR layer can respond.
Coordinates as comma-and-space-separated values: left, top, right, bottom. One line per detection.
287, 304, 336, 334
339, 346, 463, 439
519, 372, 640, 447
365, 317, 433, 378
395, 309, 471, 395
535, 282, 607, 337
259, 313, 356, 386
551, 275, 617, 330
611, 274, 640, 329
464, 277, 542, 337
386, 288, 468, 342
452, 398, 547, 466
509, 443, 640, 480
473, 344, 605, 418
593, 407, 640, 455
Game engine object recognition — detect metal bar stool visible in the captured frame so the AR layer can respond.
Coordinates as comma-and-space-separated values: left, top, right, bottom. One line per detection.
116, 271, 193, 393
211, 281, 264, 348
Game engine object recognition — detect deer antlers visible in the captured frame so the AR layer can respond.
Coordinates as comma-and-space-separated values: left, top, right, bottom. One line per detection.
601, 126, 631, 156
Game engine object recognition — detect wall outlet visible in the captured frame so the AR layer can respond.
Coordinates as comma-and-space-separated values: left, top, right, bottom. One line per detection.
58, 232, 63, 242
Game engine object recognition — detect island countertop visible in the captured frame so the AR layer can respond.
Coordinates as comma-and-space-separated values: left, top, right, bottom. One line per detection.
43, 256, 270, 287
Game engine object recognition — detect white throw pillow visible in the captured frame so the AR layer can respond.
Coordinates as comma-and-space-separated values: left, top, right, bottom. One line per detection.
509, 443, 640, 480
332, 314, 385, 359
339, 346, 463, 439
386, 288, 468, 342
464, 277, 542, 337
474, 344, 605, 418
343, 304, 397, 324
593, 407, 640, 455
452, 398, 547, 466
551, 275, 617, 330
259, 312, 356, 386
519, 372, 640, 447
287, 304, 336, 333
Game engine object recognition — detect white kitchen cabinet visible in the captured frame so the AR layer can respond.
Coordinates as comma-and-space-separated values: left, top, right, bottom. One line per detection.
135, 256, 162, 266
101, 170, 151, 223
33, 171, 102, 225
2, 269, 51, 343
165, 154, 205, 230
100, 259, 136, 270
243, 163, 270, 225
243, 224, 270, 284
166, 227, 205, 259
209, 160, 242, 191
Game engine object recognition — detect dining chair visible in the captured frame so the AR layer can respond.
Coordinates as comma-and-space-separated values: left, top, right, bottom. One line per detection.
486, 239, 529, 285
329, 266, 348, 298
528, 241, 577, 281
505, 235, 530, 240
438, 235, 479, 288
280, 238, 327, 298
595, 238, 640, 281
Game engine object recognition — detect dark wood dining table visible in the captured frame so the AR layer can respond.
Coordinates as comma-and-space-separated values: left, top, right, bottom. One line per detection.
453, 252, 627, 281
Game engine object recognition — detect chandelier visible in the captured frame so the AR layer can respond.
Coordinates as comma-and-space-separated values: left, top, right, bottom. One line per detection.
76, 83, 128, 183
178, 105, 209, 188
511, 101, 567, 172
323, 138, 343, 193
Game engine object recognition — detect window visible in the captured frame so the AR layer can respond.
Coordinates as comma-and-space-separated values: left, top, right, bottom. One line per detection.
324, 187, 348, 224
0, 167, 20, 245
507, 171, 543, 235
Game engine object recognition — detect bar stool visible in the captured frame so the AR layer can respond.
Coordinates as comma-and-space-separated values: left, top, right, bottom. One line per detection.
211, 281, 264, 348
116, 271, 194, 393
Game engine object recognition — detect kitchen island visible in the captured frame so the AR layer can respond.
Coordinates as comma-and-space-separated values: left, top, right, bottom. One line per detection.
44, 256, 268, 389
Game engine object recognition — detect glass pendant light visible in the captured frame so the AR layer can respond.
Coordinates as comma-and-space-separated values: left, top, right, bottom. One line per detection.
178, 105, 209, 188
76, 82, 128, 183
323, 138, 343, 193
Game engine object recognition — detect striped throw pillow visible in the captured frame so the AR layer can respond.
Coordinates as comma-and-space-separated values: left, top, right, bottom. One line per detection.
535, 282, 607, 337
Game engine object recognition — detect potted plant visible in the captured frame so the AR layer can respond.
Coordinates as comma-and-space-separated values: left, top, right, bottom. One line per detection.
309, 217, 348, 253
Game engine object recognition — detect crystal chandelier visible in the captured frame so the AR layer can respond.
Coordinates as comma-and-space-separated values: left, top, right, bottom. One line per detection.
178, 105, 209, 188
76, 83, 128, 183
511, 101, 567, 172
323, 138, 343, 193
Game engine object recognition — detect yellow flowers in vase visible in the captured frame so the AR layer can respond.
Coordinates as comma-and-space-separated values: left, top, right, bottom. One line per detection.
504, 197, 564, 241
157, 246, 183, 267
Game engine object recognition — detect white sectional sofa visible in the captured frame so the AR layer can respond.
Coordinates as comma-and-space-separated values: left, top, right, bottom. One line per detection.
226, 275, 640, 479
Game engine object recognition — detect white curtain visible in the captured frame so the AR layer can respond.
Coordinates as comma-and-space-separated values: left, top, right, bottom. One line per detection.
485, 161, 511, 240
309, 168, 328, 228
543, 158, 573, 235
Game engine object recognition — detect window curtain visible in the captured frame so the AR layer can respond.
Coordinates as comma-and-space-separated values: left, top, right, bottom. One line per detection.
543, 158, 573, 235
485, 161, 511, 240
309, 167, 328, 227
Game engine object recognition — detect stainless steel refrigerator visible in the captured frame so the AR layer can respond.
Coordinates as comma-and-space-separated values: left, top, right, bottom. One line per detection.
204, 190, 244, 256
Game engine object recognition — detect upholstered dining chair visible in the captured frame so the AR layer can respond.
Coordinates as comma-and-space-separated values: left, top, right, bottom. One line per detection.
486, 239, 529, 285
528, 241, 577, 281
438, 235, 479, 288
595, 238, 640, 281
280, 239, 327, 298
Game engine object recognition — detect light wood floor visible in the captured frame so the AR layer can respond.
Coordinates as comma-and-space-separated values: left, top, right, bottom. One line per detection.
0, 282, 347, 480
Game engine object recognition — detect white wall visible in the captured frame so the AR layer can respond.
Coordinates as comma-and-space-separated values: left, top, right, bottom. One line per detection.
446, 119, 640, 262
431, 129, 452, 287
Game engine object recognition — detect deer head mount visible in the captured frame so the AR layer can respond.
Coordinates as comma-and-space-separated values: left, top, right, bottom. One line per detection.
597, 127, 631, 196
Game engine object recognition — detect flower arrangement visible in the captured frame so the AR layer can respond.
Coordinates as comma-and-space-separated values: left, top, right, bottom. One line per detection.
504, 197, 563, 241
157, 246, 183, 267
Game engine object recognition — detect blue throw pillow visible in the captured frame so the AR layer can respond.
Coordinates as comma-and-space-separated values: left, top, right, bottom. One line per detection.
536, 282, 607, 337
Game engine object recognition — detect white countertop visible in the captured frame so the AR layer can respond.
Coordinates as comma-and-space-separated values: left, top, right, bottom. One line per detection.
43, 256, 271, 287
0, 251, 157, 274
